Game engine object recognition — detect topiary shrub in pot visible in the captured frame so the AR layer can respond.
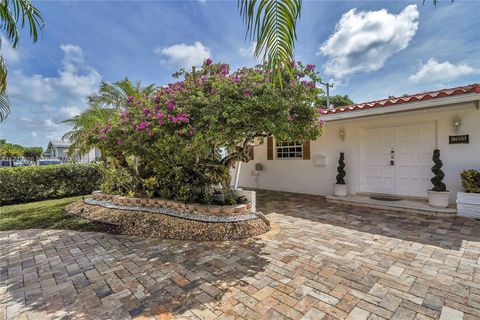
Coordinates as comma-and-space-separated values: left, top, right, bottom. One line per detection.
457, 169, 480, 218
333, 152, 348, 197
427, 149, 450, 208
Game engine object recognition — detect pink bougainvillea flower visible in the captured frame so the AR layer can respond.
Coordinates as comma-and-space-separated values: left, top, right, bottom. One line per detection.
136, 121, 148, 130
243, 90, 250, 97
306, 64, 315, 71
204, 58, 212, 66
166, 100, 175, 111
116, 138, 122, 145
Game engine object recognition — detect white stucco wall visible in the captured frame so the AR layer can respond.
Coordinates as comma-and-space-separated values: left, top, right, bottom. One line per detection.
235, 102, 480, 203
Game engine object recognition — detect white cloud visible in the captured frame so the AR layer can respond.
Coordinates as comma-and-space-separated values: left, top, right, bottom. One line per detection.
320, 5, 419, 79
154, 42, 211, 68
9, 72, 56, 104
44, 119, 60, 130
2, 44, 102, 146
9, 45, 100, 105
31, 132, 38, 138
0, 35, 21, 64
59, 106, 82, 119
409, 58, 476, 82
239, 42, 257, 58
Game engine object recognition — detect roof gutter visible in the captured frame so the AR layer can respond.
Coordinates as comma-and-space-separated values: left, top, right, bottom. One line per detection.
323, 93, 480, 122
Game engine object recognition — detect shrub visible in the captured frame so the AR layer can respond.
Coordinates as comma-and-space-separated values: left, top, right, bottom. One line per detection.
0, 163, 102, 205
430, 149, 447, 192
336, 152, 346, 185
100, 166, 136, 196
461, 169, 480, 193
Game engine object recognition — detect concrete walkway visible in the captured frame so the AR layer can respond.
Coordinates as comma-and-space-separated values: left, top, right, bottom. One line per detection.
2, 190, 480, 319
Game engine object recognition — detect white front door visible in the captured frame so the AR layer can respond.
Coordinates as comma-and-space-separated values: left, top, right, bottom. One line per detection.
360, 122, 435, 197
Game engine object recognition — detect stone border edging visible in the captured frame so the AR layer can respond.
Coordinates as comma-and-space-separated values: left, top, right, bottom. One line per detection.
84, 198, 265, 223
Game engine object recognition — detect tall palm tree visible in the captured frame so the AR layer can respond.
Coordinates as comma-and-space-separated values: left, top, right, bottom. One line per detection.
63, 78, 156, 156
238, 0, 448, 85
0, 0, 44, 122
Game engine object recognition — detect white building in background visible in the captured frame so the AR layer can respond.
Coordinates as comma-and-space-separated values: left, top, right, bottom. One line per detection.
46, 140, 101, 163
234, 83, 480, 205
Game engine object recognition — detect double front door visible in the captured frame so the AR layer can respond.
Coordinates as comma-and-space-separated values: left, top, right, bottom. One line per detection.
359, 123, 435, 197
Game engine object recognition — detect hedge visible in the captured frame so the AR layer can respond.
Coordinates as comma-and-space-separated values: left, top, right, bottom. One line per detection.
0, 163, 102, 205
461, 169, 480, 193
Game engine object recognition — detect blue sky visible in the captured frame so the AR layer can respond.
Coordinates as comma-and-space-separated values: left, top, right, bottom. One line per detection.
0, 0, 479, 147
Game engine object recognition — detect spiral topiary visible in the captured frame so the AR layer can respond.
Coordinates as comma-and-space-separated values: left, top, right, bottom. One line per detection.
336, 152, 346, 185
431, 149, 447, 192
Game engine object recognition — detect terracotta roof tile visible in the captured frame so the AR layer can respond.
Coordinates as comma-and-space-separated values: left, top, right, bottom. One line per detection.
323, 83, 480, 114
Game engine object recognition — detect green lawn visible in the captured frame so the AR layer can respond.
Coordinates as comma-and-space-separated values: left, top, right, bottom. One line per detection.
0, 196, 116, 232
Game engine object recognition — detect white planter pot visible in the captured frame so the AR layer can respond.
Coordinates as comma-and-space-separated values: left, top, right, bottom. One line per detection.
333, 184, 348, 197
427, 190, 451, 208
457, 192, 480, 218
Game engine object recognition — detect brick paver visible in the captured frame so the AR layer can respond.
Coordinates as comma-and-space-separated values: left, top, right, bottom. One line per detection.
2, 190, 480, 319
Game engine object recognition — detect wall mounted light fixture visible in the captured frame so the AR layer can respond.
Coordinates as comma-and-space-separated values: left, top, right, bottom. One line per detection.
339, 128, 345, 142
452, 116, 462, 133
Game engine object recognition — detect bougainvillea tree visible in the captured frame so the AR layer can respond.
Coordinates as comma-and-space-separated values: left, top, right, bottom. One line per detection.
84, 60, 325, 203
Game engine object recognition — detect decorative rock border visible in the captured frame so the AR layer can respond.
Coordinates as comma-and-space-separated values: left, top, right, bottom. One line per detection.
65, 198, 270, 241
84, 198, 260, 223
91, 192, 253, 217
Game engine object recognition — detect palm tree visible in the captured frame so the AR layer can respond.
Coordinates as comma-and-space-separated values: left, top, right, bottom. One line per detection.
89, 78, 156, 109
63, 78, 156, 156
238, 0, 448, 85
0, 0, 44, 122
63, 103, 117, 156
238, 0, 301, 86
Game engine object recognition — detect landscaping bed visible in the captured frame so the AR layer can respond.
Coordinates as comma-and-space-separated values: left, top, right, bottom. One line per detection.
65, 195, 270, 241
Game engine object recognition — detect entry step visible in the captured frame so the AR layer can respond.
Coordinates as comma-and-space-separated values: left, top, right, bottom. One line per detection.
326, 195, 457, 217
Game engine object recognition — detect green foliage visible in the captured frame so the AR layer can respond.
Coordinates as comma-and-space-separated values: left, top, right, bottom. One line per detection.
461, 169, 480, 193
0, 163, 102, 205
100, 166, 136, 196
76, 61, 323, 204
63, 79, 155, 157
318, 95, 354, 108
0, 139, 42, 159
1, 0, 45, 121
23, 146, 43, 161
431, 149, 447, 192
142, 176, 158, 198
336, 152, 346, 185
238, 0, 301, 86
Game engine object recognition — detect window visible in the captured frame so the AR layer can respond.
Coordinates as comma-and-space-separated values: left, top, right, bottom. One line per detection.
276, 141, 303, 159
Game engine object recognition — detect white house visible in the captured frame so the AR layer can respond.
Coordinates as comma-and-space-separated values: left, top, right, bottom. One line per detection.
46, 140, 101, 163
235, 83, 480, 205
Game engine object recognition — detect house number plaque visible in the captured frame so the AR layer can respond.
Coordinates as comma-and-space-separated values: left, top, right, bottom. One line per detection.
449, 135, 469, 144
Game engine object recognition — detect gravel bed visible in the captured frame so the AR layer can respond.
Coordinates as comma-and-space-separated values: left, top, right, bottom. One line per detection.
84, 198, 260, 223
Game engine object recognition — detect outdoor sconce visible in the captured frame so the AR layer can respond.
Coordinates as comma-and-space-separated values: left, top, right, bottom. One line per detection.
453, 116, 462, 133
339, 128, 345, 142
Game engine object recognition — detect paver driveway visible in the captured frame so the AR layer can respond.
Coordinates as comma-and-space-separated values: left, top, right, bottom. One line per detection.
2, 190, 480, 320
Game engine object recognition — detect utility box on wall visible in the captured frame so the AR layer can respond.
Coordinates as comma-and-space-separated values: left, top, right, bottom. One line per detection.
313, 154, 328, 166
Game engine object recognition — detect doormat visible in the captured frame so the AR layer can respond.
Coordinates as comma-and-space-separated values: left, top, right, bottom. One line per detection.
369, 195, 403, 201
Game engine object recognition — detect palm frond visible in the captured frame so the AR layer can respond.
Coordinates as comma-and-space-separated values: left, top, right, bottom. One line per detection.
0, 48, 7, 93
0, 0, 44, 48
238, 0, 301, 86
0, 91, 10, 122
